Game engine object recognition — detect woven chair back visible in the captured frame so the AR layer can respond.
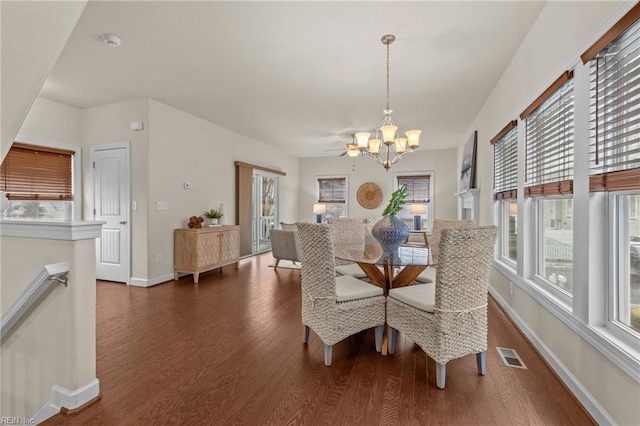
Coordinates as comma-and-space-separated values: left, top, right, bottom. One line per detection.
296, 222, 336, 300
327, 218, 366, 266
326, 218, 366, 248
430, 219, 474, 267
435, 226, 498, 313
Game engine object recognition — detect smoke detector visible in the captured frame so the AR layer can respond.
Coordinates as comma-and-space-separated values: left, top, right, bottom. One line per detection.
101, 34, 121, 47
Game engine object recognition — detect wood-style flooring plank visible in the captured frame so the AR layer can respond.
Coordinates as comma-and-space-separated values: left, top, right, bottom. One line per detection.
41, 253, 595, 426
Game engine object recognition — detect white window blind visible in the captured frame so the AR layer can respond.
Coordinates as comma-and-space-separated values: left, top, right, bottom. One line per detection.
492, 121, 518, 200
397, 175, 430, 203
588, 18, 640, 192
522, 71, 575, 196
318, 178, 346, 203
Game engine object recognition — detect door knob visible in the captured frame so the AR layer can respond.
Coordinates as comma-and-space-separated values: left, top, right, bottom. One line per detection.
120, 220, 127, 225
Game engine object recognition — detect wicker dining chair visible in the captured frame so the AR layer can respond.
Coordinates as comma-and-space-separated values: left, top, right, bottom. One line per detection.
386, 226, 498, 389
415, 219, 474, 284
296, 222, 386, 366
327, 217, 368, 278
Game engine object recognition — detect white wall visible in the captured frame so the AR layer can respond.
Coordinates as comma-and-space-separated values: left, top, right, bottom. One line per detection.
299, 149, 458, 222
1, 97, 97, 420
0, 1, 86, 161
490, 271, 639, 424
463, 1, 627, 227
81, 99, 150, 279
147, 99, 300, 280
24, 97, 299, 284
464, 1, 639, 424
14, 97, 83, 221
16, 97, 81, 146
0, 232, 98, 420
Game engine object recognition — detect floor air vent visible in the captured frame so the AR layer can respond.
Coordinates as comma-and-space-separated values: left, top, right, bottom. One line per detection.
496, 347, 527, 369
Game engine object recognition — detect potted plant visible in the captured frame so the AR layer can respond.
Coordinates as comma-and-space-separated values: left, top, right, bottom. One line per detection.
203, 208, 224, 226
372, 185, 410, 254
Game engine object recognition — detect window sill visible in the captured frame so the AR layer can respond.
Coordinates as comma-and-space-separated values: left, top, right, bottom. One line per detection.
0, 219, 104, 240
492, 260, 640, 384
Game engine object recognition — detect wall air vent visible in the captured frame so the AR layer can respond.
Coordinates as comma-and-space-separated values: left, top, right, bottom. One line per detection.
496, 347, 527, 369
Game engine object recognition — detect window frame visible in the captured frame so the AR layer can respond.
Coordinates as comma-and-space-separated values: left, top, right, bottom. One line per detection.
630, 195, 640, 219
490, 2, 640, 387
607, 191, 640, 342
2, 136, 81, 221
392, 171, 434, 232
533, 196, 574, 307
498, 200, 518, 269
315, 174, 348, 219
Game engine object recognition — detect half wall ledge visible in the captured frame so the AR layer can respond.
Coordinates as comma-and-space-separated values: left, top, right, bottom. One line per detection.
0, 220, 104, 240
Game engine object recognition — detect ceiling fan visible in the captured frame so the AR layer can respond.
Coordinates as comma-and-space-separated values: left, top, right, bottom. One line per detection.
324, 144, 357, 157
323, 135, 360, 157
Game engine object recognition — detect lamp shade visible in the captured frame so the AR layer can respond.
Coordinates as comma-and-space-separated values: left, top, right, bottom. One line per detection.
394, 137, 407, 154
405, 130, 422, 149
381, 125, 398, 143
368, 138, 381, 155
355, 132, 370, 149
313, 203, 326, 214
410, 204, 425, 214
346, 147, 360, 158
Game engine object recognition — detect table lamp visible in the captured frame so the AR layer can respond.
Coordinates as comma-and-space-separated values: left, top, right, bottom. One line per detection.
410, 204, 425, 230
313, 203, 326, 224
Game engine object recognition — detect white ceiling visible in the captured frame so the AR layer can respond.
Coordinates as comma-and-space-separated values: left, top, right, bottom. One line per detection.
40, 1, 545, 158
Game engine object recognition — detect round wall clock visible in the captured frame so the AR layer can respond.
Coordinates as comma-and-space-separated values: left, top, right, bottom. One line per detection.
357, 182, 383, 209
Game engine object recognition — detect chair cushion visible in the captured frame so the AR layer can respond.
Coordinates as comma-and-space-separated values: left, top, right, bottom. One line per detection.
335, 263, 367, 279
335, 275, 383, 302
414, 267, 436, 283
280, 222, 297, 231
388, 283, 435, 312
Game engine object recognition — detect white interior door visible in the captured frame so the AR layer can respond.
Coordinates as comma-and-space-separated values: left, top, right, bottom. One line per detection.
91, 143, 130, 283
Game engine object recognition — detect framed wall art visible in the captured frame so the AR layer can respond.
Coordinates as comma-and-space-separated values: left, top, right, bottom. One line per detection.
460, 130, 477, 192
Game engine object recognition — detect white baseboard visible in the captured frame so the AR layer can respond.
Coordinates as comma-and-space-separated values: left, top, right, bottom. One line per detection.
489, 287, 616, 426
129, 273, 174, 287
32, 402, 59, 425
33, 378, 100, 424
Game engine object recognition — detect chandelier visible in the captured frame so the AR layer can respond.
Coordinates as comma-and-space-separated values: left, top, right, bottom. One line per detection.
348, 34, 421, 171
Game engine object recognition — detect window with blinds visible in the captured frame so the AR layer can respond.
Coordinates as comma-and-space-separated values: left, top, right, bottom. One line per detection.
0, 143, 74, 200
587, 17, 640, 192
397, 175, 430, 203
492, 120, 518, 200
317, 177, 346, 203
522, 71, 575, 196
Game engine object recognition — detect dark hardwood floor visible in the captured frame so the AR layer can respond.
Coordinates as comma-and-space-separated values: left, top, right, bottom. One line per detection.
43, 253, 594, 425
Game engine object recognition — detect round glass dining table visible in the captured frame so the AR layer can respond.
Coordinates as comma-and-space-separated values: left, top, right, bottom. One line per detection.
334, 242, 430, 295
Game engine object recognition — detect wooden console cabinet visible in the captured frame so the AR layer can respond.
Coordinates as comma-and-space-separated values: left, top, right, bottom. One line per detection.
174, 225, 240, 283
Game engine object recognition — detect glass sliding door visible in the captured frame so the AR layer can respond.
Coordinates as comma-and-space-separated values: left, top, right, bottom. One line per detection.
251, 172, 279, 254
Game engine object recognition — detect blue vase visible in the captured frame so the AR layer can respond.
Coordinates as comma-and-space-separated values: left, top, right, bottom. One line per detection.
372, 215, 409, 255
